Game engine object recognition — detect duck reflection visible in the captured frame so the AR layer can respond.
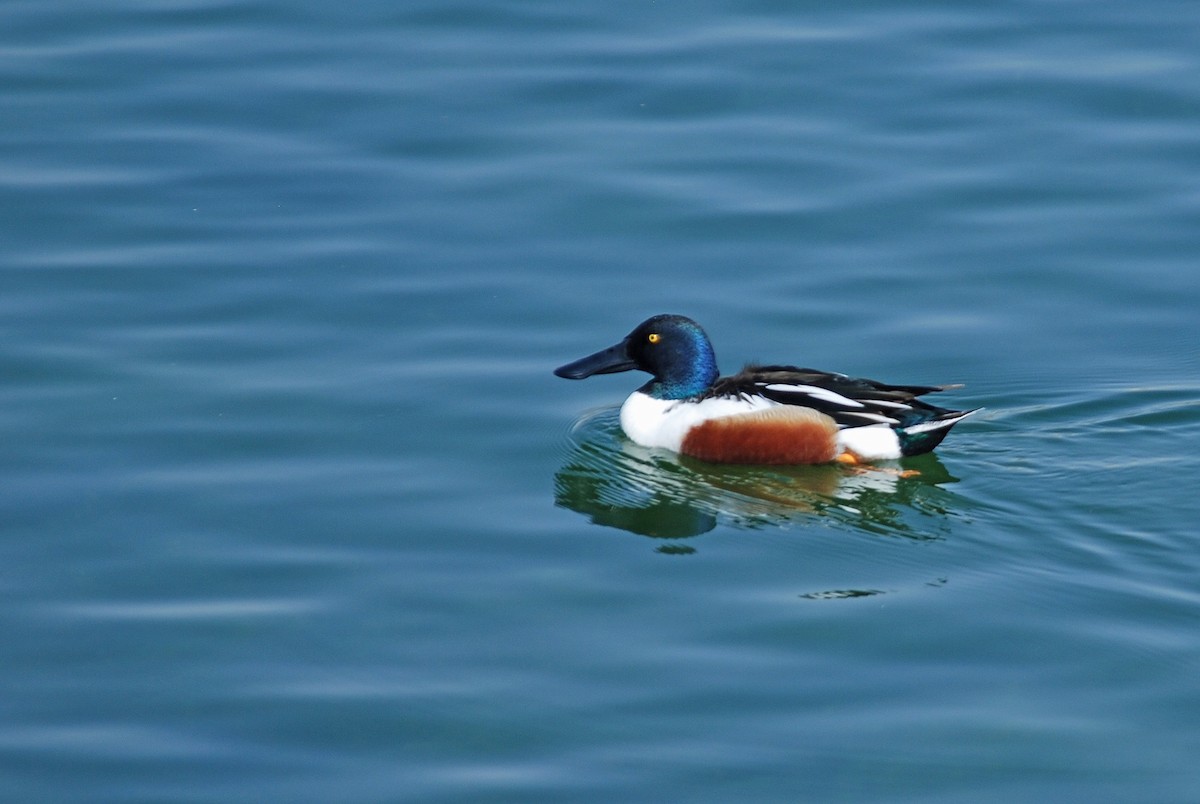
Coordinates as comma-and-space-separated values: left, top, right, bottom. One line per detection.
554, 409, 961, 545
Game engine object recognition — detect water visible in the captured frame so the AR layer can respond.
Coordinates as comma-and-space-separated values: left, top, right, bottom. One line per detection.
3, 1, 1199, 801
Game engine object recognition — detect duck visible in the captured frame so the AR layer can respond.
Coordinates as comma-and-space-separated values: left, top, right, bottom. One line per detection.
554, 314, 977, 465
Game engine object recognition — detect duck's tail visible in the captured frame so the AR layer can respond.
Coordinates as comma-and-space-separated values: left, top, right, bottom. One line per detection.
897, 408, 981, 456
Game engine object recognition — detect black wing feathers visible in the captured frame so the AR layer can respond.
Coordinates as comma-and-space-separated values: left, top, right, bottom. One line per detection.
703, 364, 960, 429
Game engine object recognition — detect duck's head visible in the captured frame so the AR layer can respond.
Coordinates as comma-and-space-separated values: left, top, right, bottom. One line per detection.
553, 314, 719, 400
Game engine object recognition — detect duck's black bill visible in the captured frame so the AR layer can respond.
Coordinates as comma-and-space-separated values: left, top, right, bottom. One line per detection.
554, 340, 636, 379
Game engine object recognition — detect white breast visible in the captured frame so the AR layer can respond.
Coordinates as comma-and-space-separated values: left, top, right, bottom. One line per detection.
619, 392, 776, 451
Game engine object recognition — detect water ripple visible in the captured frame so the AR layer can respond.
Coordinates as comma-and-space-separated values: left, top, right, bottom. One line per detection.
45, 598, 324, 622
555, 407, 967, 544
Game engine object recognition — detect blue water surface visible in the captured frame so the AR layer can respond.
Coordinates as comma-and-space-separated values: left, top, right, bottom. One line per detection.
3, 0, 1199, 801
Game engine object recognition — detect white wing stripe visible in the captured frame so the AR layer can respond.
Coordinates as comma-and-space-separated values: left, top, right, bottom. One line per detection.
842, 411, 895, 424
866, 399, 910, 409
762, 383, 865, 408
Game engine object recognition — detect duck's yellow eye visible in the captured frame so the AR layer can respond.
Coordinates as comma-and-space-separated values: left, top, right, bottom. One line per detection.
647, 333, 660, 344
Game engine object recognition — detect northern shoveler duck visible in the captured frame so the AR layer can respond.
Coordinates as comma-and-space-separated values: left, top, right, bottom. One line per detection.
554, 314, 977, 465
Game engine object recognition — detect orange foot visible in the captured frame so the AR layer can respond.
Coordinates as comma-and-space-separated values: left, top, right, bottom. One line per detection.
835, 452, 921, 478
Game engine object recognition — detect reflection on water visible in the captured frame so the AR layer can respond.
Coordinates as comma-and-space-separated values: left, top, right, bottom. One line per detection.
555, 408, 965, 548
798, 588, 886, 600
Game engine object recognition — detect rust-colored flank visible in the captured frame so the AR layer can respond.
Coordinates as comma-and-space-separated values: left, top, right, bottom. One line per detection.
680, 406, 840, 465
